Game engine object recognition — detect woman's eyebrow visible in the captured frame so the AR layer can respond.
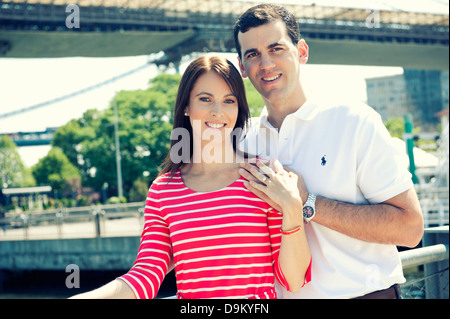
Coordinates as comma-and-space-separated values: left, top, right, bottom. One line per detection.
195, 92, 236, 98
195, 91, 213, 97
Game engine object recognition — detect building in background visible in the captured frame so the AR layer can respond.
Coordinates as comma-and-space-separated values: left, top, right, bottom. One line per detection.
366, 70, 449, 130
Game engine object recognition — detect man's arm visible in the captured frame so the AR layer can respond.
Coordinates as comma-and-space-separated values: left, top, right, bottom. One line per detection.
240, 162, 424, 248
313, 187, 424, 248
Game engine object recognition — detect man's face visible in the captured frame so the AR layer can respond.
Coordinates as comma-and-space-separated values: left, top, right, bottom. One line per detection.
237, 20, 308, 106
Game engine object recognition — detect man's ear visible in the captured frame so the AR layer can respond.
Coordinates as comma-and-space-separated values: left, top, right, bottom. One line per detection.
237, 56, 248, 78
298, 39, 309, 64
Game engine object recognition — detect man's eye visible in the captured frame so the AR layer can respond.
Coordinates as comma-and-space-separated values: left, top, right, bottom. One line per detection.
246, 52, 258, 59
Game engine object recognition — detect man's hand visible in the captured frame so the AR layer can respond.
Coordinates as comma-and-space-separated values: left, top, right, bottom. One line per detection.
284, 166, 309, 205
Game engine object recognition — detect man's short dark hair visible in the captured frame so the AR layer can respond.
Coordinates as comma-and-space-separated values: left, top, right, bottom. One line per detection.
234, 4, 301, 59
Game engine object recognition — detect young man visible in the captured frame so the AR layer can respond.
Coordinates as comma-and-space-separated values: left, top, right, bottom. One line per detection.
235, 4, 424, 299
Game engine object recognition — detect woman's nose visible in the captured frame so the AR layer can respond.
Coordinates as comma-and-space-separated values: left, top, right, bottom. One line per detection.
211, 102, 224, 116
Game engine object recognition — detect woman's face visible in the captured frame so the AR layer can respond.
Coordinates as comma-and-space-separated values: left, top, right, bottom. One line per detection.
186, 71, 239, 151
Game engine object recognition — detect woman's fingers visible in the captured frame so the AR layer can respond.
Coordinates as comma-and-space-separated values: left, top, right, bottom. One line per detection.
239, 160, 272, 184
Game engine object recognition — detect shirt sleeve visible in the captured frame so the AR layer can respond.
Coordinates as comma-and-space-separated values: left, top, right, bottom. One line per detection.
356, 109, 413, 203
118, 181, 171, 299
267, 207, 311, 292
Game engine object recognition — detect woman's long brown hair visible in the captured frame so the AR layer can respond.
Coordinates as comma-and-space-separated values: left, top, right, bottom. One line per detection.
159, 56, 251, 179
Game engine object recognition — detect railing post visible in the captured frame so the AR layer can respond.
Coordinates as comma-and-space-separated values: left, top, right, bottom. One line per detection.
404, 114, 419, 184
423, 227, 449, 299
21, 213, 29, 240
92, 208, 104, 238
56, 208, 64, 238
138, 207, 144, 231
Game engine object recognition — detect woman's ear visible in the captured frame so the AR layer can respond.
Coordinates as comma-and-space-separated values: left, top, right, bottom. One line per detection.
184, 107, 189, 116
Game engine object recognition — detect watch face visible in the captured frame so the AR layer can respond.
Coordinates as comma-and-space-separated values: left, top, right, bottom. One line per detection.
303, 206, 315, 219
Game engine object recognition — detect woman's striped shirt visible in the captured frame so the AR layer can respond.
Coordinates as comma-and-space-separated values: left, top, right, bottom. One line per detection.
119, 170, 303, 299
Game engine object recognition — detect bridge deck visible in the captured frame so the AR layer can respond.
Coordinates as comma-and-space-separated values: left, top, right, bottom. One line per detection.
2, 0, 448, 26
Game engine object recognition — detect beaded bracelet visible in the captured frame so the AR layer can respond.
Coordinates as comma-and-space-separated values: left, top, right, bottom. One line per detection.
280, 225, 302, 235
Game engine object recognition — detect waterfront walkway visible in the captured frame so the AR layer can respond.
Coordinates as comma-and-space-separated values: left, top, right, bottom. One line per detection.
0, 216, 142, 241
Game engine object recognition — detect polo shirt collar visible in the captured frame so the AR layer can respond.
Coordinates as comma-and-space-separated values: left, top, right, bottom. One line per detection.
258, 100, 320, 128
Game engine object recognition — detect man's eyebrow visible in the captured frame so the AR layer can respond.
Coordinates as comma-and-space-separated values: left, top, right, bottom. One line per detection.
243, 42, 284, 58
243, 48, 257, 58
268, 42, 284, 49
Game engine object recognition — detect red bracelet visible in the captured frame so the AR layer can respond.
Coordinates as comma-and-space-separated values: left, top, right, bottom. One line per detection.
280, 225, 302, 235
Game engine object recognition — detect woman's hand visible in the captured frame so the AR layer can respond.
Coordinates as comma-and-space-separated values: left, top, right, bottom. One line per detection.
239, 158, 305, 213
247, 159, 303, 210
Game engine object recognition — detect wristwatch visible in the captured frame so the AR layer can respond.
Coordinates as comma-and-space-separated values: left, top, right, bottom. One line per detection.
303, 194, 317, 223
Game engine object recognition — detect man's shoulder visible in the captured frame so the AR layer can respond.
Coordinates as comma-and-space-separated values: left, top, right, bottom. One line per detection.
314, 100, 380, 125
319, 100, 376, 115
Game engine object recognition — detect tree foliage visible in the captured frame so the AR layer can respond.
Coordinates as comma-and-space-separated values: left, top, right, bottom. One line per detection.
32, 147, 81, 195
52, 73, 181, 199
0, 135, 35, 188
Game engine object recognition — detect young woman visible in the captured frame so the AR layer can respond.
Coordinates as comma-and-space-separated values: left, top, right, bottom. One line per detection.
70, 56, 311, 299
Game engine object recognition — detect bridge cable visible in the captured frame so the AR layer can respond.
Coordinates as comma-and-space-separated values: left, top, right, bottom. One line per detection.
0, 62, 152, 120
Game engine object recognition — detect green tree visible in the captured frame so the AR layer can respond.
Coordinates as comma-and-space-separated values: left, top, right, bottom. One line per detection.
0, 135, 35, 188
32, 147, 81, 196
52, 116, 96, 169
384, 117, 405, 139
244, 78, 265, 117
52, 73, 180, 199
129, 177, 150, 202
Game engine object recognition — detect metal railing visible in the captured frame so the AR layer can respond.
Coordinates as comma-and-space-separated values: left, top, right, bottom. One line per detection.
416, 187, 449, 227
1, 202, 145, 240
400, 227, 449, 299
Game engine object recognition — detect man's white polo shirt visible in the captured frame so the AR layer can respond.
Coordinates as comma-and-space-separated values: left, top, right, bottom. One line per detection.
241, 100, 413, 298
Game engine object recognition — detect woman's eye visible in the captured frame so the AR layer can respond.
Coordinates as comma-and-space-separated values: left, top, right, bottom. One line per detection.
224, 99, 236, 104
199, 97, 211, 102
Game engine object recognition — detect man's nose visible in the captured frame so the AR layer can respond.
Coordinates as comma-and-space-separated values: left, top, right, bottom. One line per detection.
260, 52, 275, 70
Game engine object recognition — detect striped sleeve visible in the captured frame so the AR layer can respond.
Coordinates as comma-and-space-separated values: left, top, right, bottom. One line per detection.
118, 180, 171, 299
267, 207, 312, 292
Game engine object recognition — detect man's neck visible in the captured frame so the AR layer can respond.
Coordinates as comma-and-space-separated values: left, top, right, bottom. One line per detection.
265, 95, 307, 130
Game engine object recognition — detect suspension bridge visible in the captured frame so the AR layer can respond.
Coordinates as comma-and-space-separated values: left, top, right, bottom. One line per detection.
0, 0, 448, 125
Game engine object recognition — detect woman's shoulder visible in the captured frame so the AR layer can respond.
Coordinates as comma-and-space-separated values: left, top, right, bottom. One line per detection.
150, 170, 182, 188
